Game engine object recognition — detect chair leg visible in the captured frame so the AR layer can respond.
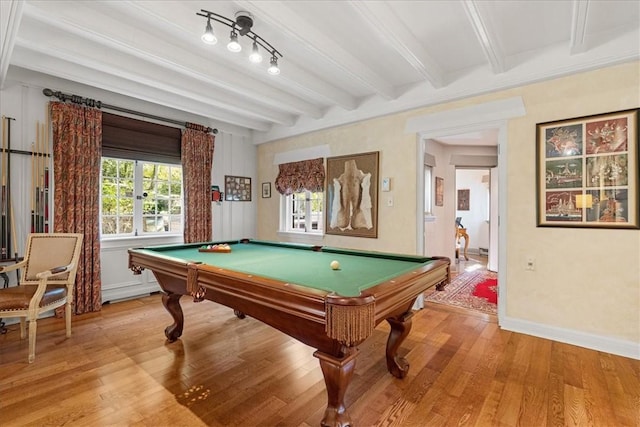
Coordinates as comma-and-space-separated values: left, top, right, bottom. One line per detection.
28, 319, 37, 363
66, 301, 72, 337
20, 318, 26, 339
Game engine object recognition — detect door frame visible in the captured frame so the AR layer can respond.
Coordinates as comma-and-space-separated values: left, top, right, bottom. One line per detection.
410, 96, 526, 324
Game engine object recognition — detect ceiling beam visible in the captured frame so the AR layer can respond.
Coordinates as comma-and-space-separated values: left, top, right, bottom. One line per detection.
14, 35, 294, 127
16, 38, 286, 127
570, 0, 590, 55
11, 45, 273, 131
461, 0, 505, 74
349, 1, 444, 88
0, 0, 24, 89
269, 68, 359, 112
237, 0, 397, 100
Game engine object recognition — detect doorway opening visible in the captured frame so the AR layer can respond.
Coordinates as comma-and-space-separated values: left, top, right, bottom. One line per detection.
412, 95, 527, 323
418, 136, 499, 316
455, 168, 491, 273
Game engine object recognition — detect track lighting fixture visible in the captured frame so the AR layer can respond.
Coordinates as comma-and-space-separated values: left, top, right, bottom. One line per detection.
197, 9, 282, 75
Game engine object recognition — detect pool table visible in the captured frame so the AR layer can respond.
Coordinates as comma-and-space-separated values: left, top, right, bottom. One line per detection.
128, 239, 450, 426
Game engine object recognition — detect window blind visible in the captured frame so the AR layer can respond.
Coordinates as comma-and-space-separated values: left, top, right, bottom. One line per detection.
102, 112, 181, 164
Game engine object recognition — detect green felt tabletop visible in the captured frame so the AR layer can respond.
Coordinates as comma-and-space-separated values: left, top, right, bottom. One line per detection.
137, 240, 437, 297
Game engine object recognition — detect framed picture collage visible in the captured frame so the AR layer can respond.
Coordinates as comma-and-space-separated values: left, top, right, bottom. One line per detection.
536, 109, 639, 229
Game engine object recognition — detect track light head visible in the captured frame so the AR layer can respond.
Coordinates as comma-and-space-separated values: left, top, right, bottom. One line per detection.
201, 17, 217, 44
227, 30, 241, 52
249, 39, 262, 63
268, 55, 280, 75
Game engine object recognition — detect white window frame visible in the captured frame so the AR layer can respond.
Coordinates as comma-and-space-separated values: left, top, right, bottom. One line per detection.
100, 157, 184, 238
279, 190, 324, 236
424, 166, 433, 215
486, 186, 491, 222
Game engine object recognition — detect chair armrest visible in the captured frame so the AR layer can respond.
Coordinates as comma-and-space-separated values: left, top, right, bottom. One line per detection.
0, 259, 28, 273
26, 263, 76, 314
35, 263, 76, 280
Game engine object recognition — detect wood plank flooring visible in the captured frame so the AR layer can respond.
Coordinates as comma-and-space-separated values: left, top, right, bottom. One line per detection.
1, 293, 638, 426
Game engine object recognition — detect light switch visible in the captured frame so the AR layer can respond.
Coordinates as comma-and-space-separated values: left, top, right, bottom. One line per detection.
382, 177, 390, 192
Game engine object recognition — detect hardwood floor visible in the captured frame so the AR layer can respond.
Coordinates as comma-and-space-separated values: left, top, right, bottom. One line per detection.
1, 292, 638, 426
451, 253, 490, 277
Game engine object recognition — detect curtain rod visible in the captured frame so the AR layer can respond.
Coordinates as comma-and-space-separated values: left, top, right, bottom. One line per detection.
42, 88, 218, 134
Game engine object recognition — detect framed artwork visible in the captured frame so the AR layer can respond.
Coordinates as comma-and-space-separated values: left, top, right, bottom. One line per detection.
262, 182, 271, 198
457, 189, 470, 210
224, 175, 252, 201
435, 177, 444, 207
536, 108, 639, 228
325, 151, 379, 238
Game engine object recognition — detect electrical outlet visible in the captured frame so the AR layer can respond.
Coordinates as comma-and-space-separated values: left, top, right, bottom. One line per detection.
526, 257, 535, 271
387, 196, 393, 207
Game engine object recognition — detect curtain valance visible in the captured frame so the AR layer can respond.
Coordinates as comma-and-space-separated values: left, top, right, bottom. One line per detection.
275, 158, 325, 195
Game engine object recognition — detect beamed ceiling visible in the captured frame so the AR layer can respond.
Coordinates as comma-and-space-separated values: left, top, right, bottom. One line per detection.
1, 0, 639, 144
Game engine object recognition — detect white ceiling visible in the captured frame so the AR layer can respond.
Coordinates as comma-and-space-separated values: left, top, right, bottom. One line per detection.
1, 1, 639, 145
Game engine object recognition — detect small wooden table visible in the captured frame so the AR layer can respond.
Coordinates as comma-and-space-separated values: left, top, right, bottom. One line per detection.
456, 227, 469, 261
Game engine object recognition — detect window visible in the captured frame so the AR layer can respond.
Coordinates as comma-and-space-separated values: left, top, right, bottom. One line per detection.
282, 191, 324, 234
100, 157, 183, 236
486, 187, 491, 222
424, 166, 433, 214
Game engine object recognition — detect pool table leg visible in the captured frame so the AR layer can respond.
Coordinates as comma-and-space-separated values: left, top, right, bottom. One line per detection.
314, 348, 358, 427
161, 292, 184, 342
385, 311, 413, 378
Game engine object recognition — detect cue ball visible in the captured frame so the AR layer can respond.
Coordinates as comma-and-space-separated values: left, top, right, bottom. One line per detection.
330, 260, 340, 270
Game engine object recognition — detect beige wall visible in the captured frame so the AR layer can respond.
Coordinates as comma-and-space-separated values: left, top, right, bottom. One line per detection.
257, 119, 420, 253
258, 62, 640, 349
505, 63, 639, 345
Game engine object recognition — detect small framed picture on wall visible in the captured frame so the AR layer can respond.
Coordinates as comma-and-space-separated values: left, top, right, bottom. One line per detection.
457, 189, 470, 210
224, 175, 252, 201
435, 177, 444, 207
262, 182, 271, 198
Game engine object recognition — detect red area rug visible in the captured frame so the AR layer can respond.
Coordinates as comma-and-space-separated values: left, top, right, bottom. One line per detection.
425, 270, 497, 315
472, 278, 497, 304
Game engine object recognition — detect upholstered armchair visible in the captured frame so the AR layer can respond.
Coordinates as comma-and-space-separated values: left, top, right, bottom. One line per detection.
0, 233, 83, 363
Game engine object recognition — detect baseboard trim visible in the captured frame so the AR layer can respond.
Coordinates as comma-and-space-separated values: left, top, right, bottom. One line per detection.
102, 283, 161, 304
500, 316, 639, 360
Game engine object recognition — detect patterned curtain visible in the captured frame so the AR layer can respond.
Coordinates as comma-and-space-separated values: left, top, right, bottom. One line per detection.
275, 158, 325, 195
50, 101, 102, 314
181, 125, 215, 243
